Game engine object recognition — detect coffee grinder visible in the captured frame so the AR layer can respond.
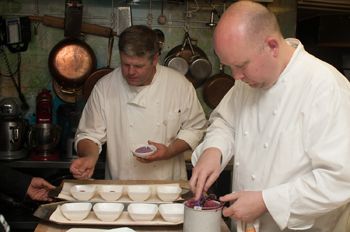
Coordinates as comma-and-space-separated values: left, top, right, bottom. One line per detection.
29, 89, 61, 161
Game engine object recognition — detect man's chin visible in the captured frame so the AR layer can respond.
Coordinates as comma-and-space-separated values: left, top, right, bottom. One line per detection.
126, 79, 140, 86
247, 82, 258, 87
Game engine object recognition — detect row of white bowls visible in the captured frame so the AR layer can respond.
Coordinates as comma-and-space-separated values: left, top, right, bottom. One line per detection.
70, 184, 182, 202
60, 202, 184, 223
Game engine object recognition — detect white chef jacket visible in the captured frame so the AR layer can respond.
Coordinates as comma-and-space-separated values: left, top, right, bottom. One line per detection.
192, 39, 350, 231
76, 64, 207, 180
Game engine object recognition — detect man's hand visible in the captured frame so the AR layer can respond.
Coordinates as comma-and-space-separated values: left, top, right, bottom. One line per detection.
136, 139, 190, 163
27, 177, 55, 201
135, 141, 169, 163
220, 191, 267, 222
189, 148, 222, 200
70, 156, 97, 179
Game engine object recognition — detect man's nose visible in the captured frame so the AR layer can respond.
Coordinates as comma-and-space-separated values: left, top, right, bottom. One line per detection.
127, 66, 136, 75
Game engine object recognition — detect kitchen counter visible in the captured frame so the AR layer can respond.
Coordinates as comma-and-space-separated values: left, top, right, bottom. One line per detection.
34, 179, 231, 232
0, 157, 232, 231
34, 219, 230, 232
0, 157, 105, 169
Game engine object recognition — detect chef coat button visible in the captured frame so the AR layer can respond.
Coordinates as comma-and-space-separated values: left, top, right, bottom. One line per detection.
273, 110, 277, 116
235, 162, 240, 166
243, 131, 248, 136
263, 143, 269, 148
251, 175, 256, 180
156, 122, 161, 126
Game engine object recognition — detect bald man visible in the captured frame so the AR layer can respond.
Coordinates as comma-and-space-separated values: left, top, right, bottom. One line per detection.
189, 1, 350, 231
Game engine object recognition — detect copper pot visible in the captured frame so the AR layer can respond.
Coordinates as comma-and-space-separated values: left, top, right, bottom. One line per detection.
203, 64, 234, 109
48, 38, 96, 90
83, 36, 115, 101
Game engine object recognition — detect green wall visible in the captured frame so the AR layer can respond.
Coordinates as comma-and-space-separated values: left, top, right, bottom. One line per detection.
0, 0, 296, 121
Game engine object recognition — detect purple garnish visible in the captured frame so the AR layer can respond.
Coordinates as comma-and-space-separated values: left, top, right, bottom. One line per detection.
135, 146, 153, 153
185, 193, 222, 210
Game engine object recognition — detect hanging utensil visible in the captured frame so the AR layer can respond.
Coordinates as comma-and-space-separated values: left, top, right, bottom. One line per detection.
147, 0, 153, 26
164, 32, 212, 88
203, 64, 234, 109
83, 36, 114, 101
157, 0, 167, 25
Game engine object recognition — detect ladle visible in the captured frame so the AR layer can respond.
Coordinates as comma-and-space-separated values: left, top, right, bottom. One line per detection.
158, 0, 167, 25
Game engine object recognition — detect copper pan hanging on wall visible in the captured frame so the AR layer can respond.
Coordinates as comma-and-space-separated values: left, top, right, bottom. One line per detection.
48, 38, 96, 102
203, 64, 234, 109
82, 36, 114, 101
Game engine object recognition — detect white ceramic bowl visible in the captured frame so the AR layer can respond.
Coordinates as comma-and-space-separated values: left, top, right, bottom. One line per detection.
131, 144, 157, 158
93, 202, 124, 222
70, 184, 96, 201
127, 185, 151, 201
97, 185, 124, 201
159, 203, 184, 223
127, 203, 158, 221
60, 202, 92, 221
156, 185, 182, 202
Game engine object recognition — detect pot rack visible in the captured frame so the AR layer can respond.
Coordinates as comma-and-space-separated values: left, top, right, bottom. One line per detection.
28, 15, 116, 38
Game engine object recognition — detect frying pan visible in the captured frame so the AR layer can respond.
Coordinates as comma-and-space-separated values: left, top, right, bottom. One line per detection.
82, 36, 114, 101
164, 32, 212, 88
52, 79, 82, 103
49, 38, 96, 90
203, 64, 234, 109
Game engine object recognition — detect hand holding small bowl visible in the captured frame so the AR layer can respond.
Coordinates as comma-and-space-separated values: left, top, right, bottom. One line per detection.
132, 144, 157, 158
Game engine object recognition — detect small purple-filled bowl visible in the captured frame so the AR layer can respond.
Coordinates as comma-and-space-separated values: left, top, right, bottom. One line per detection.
131, 144, 157, 158
185, 198, 223, 210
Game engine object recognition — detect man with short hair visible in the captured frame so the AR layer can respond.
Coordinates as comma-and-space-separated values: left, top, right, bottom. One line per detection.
189, 1, 350, 231
70, 25, 207, 180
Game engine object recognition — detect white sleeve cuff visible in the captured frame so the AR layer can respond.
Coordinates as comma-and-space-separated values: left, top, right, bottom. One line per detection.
191, 138, 233, 172
262, 184, 291, 230
74, 135, 103, 154
263, 184, 315, 230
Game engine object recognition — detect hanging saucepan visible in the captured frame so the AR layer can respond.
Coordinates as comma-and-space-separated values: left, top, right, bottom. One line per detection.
164, 32, 212, 88
164, 55, 188, 76
52, 79, 83, 104
49, 38, 96, 102
164, 33, 189, 75
203, 64, 234, 109
82, 36, 114, 101
186, 35, 212, 81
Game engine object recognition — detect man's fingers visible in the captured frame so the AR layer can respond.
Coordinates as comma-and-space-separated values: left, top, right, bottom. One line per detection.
203, 172, 220, 193
194, 170, 209, 200
220, 192, 238, 202
189, 170, 204, 200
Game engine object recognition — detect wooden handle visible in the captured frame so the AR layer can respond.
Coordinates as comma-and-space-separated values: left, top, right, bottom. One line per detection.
29, 15, 117, 38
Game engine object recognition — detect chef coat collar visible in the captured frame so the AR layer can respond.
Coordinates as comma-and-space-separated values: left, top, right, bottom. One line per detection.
274, 38, 304, 86
127, 64, 161, 107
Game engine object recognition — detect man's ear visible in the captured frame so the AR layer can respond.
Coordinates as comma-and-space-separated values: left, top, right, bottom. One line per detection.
152, 53, 159, 65
265, 37, 279, 57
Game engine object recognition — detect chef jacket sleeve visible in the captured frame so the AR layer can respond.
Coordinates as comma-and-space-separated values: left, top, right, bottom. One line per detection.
75, 83, 107, 154
175, 83, 207, 150
263, 78, 350, 230
192, 87, 236, 171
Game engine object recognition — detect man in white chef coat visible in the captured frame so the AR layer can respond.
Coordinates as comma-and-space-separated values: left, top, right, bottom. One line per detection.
70, 25, 207, 180
189, 1, 350, 232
